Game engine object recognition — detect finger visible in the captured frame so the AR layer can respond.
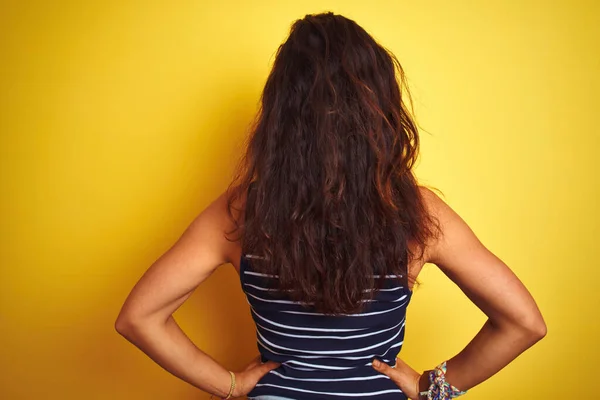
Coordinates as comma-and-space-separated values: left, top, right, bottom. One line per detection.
372, 359, 400, 382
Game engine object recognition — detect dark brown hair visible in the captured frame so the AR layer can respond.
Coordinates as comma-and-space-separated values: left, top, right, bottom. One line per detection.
226, 12, 440, 315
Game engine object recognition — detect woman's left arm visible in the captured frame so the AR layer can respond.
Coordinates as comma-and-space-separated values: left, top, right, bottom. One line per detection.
115, 190, 278, 398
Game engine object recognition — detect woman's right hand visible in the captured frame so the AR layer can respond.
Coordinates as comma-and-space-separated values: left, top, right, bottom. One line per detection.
372, 358, 424, 399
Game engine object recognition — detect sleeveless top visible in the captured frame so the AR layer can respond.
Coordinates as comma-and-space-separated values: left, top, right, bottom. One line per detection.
240, 253, 413, 400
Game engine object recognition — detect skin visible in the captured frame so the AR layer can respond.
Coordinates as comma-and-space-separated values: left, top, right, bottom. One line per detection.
115, 186, 547, 399
373, 188, 547, 398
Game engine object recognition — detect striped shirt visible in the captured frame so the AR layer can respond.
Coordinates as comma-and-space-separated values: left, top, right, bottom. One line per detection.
240, 253, 412, 400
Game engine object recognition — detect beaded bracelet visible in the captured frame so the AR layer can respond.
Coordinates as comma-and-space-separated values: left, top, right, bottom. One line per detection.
418, 361, 467, 400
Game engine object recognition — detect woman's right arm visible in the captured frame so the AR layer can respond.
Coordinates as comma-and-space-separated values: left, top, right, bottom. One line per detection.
417, 187, 547, 393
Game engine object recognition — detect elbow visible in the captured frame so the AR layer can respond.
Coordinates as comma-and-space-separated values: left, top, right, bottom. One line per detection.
528, 320, 548, 341
115, 311, 166, 340
114, 315, 131, 337
519, 316, 547, 343
115, 313, 142, 339
493, 315, 548, 343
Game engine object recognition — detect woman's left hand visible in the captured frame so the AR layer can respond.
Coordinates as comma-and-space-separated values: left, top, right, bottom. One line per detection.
230, 355, 281, 398
372, 357, 422, 399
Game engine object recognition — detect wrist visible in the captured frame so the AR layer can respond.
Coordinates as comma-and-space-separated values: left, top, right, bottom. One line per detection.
231, 372, 244, 398
211, 370, 236, 399
417, 370, 431, 397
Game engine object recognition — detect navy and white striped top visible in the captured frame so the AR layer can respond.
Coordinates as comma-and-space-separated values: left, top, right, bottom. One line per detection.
240, 253, 412, 400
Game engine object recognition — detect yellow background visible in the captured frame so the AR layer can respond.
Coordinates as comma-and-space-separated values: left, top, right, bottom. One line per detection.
1, 1, 598, 399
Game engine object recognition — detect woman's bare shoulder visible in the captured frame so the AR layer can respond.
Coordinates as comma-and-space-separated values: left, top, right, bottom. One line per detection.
417, 185, 446, 218
416, 185, 448, 264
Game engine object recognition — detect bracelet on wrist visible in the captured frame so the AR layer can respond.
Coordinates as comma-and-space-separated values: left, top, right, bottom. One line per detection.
418, 361, 467, 400
209, 370, 236, 400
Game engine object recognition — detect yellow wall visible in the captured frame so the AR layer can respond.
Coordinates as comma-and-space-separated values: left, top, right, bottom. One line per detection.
1, 1, 597, 398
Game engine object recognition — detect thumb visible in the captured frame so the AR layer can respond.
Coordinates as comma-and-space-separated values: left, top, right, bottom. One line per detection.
257, 360, 281, 376
372, 359, 398, 379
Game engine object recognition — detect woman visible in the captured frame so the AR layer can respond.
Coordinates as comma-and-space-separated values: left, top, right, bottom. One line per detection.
115, 12, 546, 400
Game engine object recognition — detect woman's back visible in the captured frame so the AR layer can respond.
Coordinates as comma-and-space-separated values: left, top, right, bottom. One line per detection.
115, 11, 546, 400
240, 253, 413, 400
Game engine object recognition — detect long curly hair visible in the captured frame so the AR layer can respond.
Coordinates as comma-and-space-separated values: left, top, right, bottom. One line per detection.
225, 12, 440, 315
